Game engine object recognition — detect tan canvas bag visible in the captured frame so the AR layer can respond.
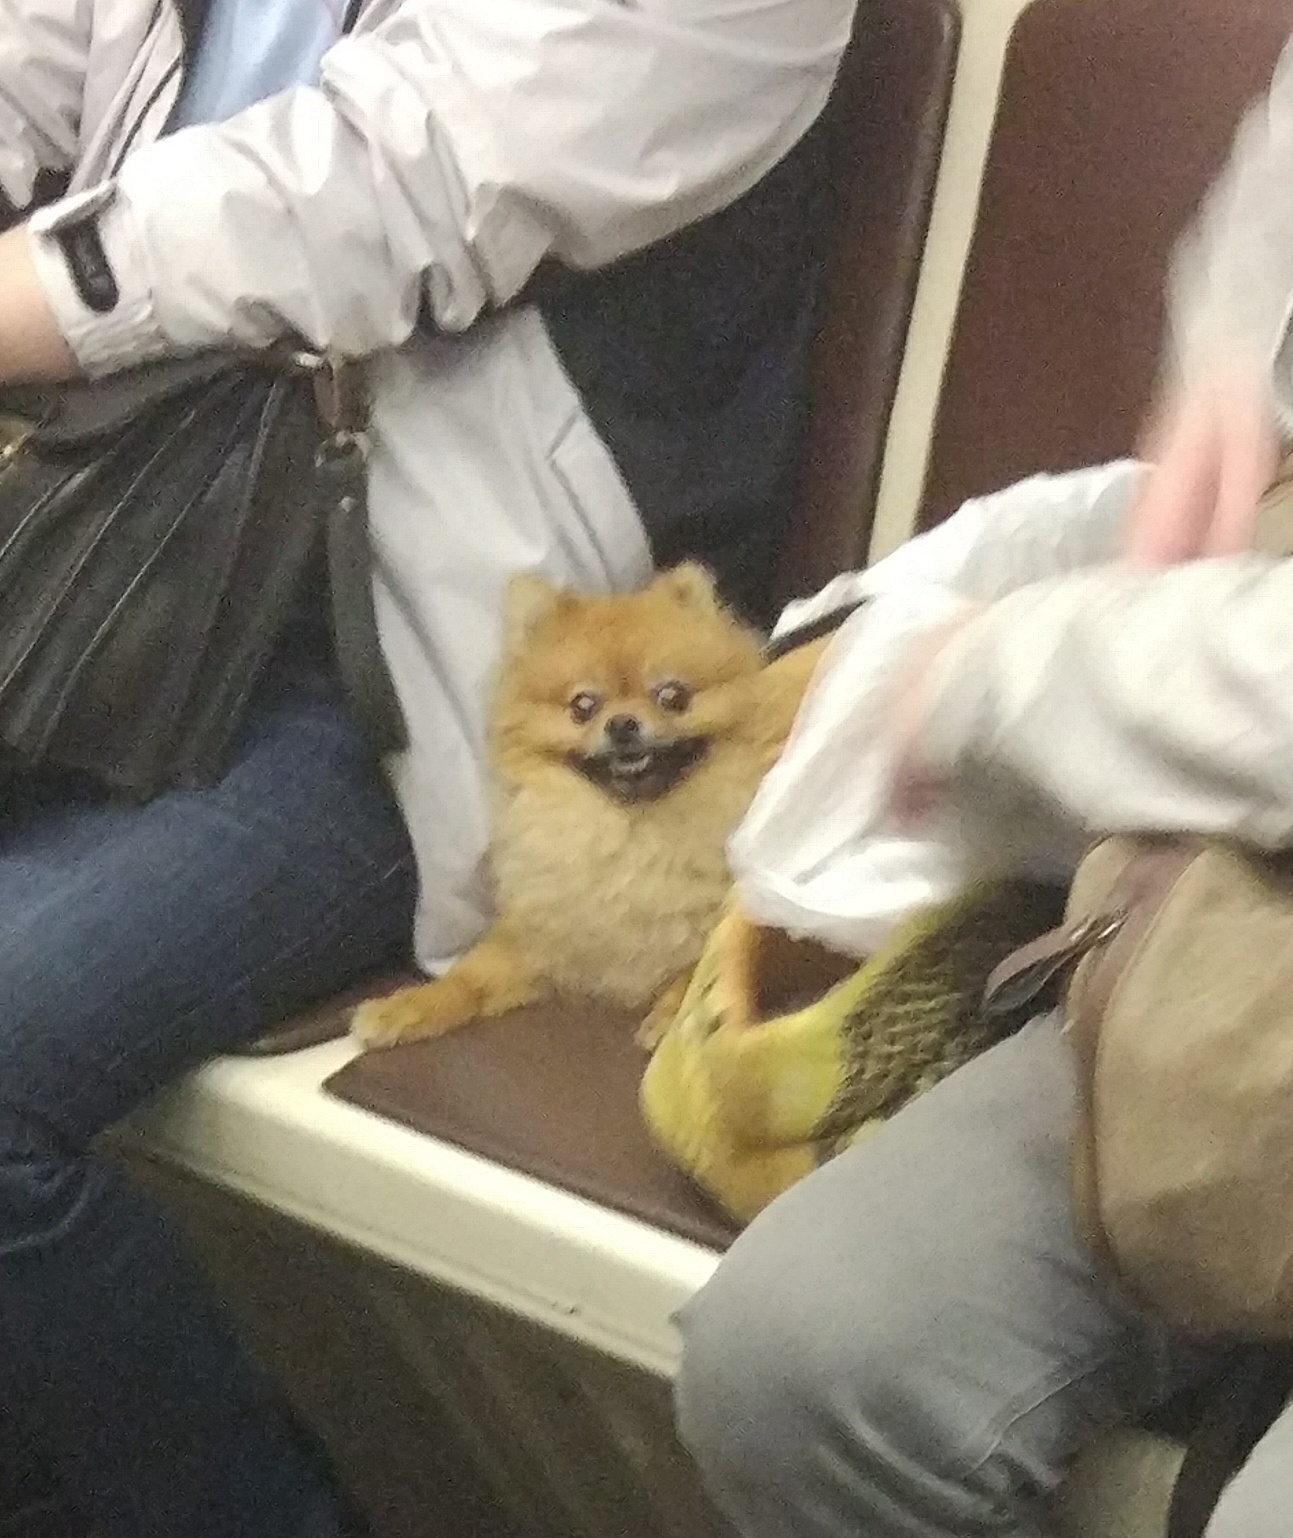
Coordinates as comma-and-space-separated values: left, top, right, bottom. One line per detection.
987, 835, 1293, 1337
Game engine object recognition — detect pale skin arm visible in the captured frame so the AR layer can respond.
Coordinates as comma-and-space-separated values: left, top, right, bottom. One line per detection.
1123, 363, 1281, 566
0, 224, 78, 382
1129, 31, 1293, 566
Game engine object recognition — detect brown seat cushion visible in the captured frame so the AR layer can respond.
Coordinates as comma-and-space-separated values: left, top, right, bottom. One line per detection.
919, 0, 1293, 530
245, 983, 737, 1246
325, 994, 740, 1252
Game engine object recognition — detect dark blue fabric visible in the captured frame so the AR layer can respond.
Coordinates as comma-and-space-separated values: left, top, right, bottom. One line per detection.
168, 0, 337, 131
536, 117, 833, 624
0, 662, 415, 1537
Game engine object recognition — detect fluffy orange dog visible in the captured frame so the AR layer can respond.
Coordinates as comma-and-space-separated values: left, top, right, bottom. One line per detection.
352, 564, 823, 1049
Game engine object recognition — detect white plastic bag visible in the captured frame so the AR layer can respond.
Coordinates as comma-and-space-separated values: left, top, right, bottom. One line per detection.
731, 461, 1144, 955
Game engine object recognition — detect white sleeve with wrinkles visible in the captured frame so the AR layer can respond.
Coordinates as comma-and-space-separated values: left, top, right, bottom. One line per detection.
28, 0, 855, 374
918, 554, 1293, 851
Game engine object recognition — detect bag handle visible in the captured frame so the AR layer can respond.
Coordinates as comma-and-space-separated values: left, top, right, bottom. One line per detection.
1166, 1346, 1293, 1538
295, 349, 408, 755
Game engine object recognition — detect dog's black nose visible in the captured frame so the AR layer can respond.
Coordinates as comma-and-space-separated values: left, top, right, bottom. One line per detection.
605, 714, 644, 748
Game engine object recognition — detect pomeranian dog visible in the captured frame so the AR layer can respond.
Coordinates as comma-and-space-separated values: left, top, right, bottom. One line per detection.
351, 563, 825, 1050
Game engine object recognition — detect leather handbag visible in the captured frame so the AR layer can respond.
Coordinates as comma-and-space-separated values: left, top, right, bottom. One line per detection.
0, 348, 405, 799
986, 834, 1293, 1338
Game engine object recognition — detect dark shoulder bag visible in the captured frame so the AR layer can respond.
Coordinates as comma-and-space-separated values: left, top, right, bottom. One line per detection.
0, 0, 402, 800
0, 347, 405, 798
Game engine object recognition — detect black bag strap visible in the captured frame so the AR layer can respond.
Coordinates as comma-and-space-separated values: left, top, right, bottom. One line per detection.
309, 355, 407, 754
1165, 1345, 1293, 1538
763, 597, 867, 660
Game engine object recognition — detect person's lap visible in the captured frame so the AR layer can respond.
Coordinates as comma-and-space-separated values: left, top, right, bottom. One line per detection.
0, 658, 416, 1537
675, 1014, 1240, 1538
0, 658, 416, 1141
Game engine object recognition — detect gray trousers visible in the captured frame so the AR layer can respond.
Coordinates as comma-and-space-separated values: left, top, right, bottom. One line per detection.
675, 1014, 1292, 1537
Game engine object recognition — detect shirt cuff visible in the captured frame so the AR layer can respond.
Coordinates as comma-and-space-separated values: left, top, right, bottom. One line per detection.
27, 181, 168, 377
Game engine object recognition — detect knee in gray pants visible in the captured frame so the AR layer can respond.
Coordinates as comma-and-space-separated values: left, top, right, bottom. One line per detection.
675, 1200, 1022, 1538
674, 1020, 1180, 1538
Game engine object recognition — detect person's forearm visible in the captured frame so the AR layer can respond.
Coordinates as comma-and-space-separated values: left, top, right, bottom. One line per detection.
912, 557, 1293, 849
0, 224, 78, 382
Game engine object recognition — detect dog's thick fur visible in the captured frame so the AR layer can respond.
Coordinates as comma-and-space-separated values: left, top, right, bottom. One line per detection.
352, 565, 823, 1048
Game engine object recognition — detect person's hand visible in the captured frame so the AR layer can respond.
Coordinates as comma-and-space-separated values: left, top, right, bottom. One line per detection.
884, 606, 984, 827
0, 225, 79, 385
1125, 363, 1280, 567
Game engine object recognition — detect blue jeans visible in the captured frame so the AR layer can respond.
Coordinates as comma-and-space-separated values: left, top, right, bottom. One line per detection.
0, 661, 416, 1538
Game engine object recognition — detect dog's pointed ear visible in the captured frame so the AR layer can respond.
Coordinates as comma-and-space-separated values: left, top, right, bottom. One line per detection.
504, 573, 563, 651
653, 562, 720, 611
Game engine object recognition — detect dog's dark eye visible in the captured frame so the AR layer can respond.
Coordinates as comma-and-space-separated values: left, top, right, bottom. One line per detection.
569, 690, 602, 724
653, 680, 692, 714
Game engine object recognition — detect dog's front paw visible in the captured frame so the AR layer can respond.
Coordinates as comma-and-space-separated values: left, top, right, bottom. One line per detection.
351, 981, 474, 1049
636, 975, 690, 1052
635, 1009, 671, 1052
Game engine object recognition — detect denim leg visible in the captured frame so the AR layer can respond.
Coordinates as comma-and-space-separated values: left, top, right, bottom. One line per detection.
0, 663, 416, 1538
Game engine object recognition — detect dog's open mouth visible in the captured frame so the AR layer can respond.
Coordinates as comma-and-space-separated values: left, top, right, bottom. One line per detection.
571, 737, 710, 804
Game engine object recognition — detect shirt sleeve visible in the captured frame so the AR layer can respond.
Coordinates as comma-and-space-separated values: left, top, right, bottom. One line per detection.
27, 0, 855, 374
917, 554, 1293, 849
